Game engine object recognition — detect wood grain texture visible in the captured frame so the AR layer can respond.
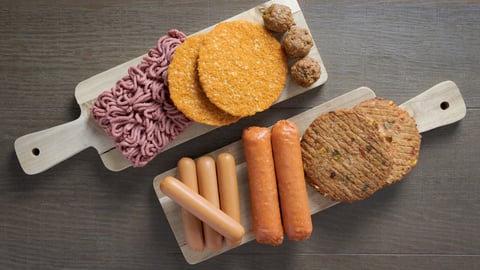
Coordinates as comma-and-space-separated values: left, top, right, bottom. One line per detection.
1, 0, 479, 269
154, 87, 377, 264
12, 0, 327, 175
154, 82, 466, 264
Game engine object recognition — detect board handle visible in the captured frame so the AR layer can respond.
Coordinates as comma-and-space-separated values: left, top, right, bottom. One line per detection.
14, 114, 93, 175
400, 81, 467, 133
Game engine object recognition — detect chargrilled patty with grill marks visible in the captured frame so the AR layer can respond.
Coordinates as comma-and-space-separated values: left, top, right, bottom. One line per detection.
354, 98, 421, 185
301, 109, 393, 202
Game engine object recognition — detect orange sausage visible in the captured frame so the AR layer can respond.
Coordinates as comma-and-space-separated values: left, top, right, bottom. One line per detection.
160, 176, 245, 244
196, 156, 224, 251
216, 152, 241, 247
271, 120, 312, 241
242, 127, 283, 246
177, 157, 204, 251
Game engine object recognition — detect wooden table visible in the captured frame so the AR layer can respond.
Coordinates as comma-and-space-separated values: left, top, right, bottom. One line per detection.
1, 0, 479, 269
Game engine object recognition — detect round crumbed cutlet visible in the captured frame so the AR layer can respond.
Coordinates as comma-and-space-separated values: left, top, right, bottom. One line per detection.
301, 110, 393, 202
168, 34, 240, 126
354, 98, 421, 184
198, 21, 288, 117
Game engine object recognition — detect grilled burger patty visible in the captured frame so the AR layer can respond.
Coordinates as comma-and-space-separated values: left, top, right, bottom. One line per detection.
301, 110, 393, 202
354, 98, 421, 185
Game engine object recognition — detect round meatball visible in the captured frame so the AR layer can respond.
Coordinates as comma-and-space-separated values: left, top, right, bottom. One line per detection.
262, 4, 294, 33
290, 57, 321, 87
282, 26, 313, 58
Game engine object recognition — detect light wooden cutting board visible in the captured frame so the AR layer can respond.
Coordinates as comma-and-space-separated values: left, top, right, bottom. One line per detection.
14, 0, 327, 175
153, 81, 466, 264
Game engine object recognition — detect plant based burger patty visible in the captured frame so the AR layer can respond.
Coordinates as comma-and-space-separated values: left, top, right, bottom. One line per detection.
301, 109, 394, 202
354, 98, 421, 185
198, 21, 287, 117
168, 34, 240, 126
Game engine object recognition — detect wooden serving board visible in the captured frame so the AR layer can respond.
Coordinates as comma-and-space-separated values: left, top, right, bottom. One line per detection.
153, 81, 466, 264
14, 0, 327, 175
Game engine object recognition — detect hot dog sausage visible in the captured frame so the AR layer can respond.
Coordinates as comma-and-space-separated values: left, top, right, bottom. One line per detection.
160, 176, 245, 244
177, 157, 204, 251
242, 127, 283, 246
271, 120, 313, 241
216, 152, 241, 247
196, 156, 224, 251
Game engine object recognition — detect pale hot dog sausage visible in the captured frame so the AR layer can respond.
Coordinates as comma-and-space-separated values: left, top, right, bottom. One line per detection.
271, 120, 313, 241
196, 156, 224, 250
216, 152, 241, 247
160, 176, 245, 244
242, 127, 284, 246
177, 157, 204, 251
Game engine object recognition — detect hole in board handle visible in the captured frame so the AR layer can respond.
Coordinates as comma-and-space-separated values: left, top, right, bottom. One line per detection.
440, 101, 449, 110
32, 148, 40, 156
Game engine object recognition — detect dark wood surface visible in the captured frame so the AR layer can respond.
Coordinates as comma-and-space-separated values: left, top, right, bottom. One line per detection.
1, 0, 479, 269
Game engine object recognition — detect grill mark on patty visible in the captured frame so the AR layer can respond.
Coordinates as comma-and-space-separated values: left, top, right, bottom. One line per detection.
354, 98, 421, 184
310, 118, 366, 198
335, 114, 390, 181
327, 112, 387, 196
301, 110, 393, 202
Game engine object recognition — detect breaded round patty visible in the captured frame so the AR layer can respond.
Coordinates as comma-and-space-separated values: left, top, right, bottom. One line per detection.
198, 21, 288, 117
168, 34, 240, 126
301, 110, 393, 202
354, 98, 421, 184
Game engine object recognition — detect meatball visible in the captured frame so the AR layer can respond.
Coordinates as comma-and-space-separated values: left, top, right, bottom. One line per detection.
290, 57, 321, 87
282, 26, 313, 58
262, 4, 294, 33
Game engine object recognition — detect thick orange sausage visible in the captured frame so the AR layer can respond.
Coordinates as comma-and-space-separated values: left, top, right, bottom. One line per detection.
196, 156, 223, 251
160, 176, 245, 244
242, 127, 283, 246
271, 120, 312, 241
177, 157, 204, 251
216, 152, 241, 247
